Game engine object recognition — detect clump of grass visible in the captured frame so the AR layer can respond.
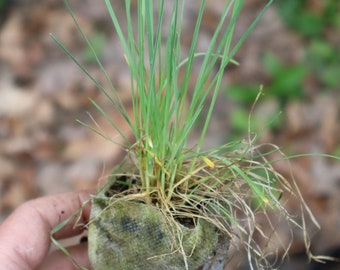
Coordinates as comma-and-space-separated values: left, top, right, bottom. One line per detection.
53, 0, 272, 203
50, 0, 328, 268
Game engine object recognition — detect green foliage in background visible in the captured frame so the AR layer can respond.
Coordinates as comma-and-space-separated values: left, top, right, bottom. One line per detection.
225, 0, 340, 138
0, 0, 7, 9
228, 53, 306, 105
226, 53, 305, 137
276, 0, 340, 38
276, 0, 340, 90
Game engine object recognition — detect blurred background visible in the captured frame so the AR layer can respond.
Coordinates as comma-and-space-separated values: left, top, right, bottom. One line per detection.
0, 0, 339, 269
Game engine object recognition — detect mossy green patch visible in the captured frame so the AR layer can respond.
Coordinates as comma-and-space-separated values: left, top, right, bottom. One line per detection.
88, 198, 223, 270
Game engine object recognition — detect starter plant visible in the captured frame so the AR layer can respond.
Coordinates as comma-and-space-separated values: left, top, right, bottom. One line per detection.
51, 0, 323, 269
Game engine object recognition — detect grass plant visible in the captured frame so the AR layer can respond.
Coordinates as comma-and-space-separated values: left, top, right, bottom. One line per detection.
50, 0, 335, 269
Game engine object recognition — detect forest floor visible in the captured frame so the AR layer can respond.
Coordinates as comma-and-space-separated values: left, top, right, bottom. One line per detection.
0, 1, 339, 269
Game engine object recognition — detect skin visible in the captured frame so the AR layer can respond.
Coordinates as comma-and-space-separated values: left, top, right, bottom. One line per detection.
0, 190, 93, 270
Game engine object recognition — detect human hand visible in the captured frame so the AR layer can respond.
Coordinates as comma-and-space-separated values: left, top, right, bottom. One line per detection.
0, 190, 93, 270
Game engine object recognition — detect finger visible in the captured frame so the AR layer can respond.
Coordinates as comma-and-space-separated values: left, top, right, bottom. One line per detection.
37, 242, 91, 270
0, 190, 93, 270
48, 191, 93, 240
